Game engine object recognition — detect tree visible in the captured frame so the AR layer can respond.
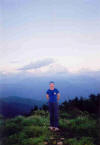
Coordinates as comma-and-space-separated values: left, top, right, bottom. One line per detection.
33, 105, 38, 111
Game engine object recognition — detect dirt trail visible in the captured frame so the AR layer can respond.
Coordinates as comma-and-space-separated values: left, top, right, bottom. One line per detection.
44, 127, 66, 145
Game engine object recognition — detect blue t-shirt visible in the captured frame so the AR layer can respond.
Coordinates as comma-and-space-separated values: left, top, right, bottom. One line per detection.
46, 88, 59, 103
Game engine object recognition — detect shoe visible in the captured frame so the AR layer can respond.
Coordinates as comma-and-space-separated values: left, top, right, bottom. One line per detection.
48, 126, 54, 130
54, 127, 59, 131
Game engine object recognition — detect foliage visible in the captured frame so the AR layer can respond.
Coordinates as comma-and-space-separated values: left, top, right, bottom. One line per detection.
0, 93, 99, 145
64, 137, 94, 145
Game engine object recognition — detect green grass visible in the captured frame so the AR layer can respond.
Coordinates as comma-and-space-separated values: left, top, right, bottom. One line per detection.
64, 137, 95, 145
0, 110, 99, 145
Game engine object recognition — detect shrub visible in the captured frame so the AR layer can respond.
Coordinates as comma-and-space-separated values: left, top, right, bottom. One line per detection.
2, 133, 19, 145
22, 125, 47, 138
64, 137, 94, 145
22, 115, 49, 127
21, 136, 45, 145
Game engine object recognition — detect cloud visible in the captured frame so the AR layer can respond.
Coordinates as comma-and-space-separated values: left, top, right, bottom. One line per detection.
18, 58, 55, 71
11, 60, 20, 63
43, 63, 69, 75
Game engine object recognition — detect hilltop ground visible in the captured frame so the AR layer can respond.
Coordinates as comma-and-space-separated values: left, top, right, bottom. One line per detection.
0, 108, 100, 145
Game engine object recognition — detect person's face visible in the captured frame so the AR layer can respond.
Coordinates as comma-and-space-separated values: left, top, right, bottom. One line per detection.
49, 83, 55, 90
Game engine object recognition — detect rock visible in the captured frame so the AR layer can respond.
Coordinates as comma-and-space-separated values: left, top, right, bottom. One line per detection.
60, 138, 64, 140
52, 140, 56, 144
44, 142, 48, 144
50, 137, 54, 140
57, 141, 63, 145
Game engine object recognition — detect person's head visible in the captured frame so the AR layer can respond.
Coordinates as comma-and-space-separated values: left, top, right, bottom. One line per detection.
49, 81, 55, 90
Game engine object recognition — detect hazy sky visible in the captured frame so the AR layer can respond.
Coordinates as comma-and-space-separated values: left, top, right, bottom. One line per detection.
0, 0, 100, 76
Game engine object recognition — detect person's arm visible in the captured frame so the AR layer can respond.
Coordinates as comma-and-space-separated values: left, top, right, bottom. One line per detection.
57, 93, 60, 101
46, 94, 49, 100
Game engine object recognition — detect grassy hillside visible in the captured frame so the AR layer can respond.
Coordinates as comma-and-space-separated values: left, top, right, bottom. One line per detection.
0, 108, 99, 145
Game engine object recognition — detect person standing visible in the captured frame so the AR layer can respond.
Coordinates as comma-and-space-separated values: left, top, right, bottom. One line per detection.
46, 81, 60, 131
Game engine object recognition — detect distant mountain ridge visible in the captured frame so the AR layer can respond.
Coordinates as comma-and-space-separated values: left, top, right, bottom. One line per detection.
0, 96, 46, 118
0, 73, 100, 101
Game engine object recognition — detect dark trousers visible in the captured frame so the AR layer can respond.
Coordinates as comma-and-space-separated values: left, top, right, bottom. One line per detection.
48, 102, 59, 127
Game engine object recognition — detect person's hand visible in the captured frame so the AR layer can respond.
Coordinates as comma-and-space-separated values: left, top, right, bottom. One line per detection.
46, 94, 49, 100
57, 93, 60, 101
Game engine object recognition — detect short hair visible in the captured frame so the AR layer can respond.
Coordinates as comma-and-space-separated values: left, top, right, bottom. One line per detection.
49, 81, 55, 85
